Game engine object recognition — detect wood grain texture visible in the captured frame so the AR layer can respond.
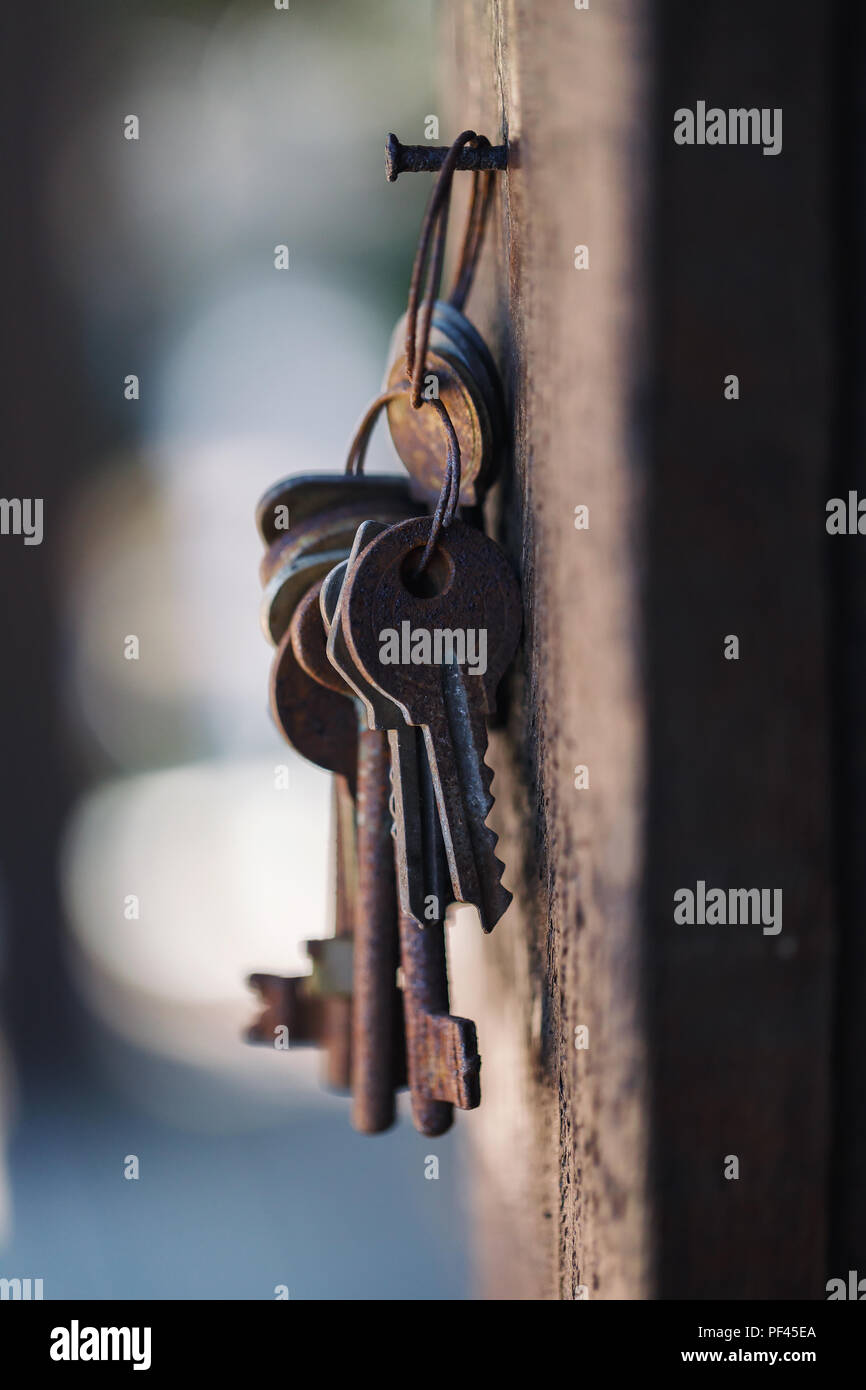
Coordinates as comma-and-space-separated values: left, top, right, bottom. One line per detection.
443, 0, 654, 1300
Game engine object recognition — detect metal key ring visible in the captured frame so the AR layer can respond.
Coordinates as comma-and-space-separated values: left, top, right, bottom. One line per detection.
344, 384, 462, 573
404, 131, 491, 408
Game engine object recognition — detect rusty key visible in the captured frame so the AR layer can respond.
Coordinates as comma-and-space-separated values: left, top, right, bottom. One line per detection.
323, 529, 481, 1135
259, 583, 405, 1108
297, 570, 403, 1134
288, 580, 359, 1068
394, 753, 480, 1135
250, 598, 359, 1088
256, 472, 418, 546
314, 770, 356, 1088
246, 971, 322, 1050
324, 532, 443, 929
246, 809, 355, 1091
246, 783, 354, 1093
344, 515, 521, 933
352, 722, 401, 1133
246, 897, 353, 1091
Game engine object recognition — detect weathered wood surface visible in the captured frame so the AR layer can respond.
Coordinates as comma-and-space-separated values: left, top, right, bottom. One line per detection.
444, 0, 653, 1301
443, 0, 837, 1299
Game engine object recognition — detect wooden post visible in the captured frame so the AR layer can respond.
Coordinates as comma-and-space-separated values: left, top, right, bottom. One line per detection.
443, 0, 838, 1300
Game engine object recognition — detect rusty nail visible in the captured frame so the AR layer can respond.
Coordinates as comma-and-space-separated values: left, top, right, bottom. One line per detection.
386, 132, 507, 182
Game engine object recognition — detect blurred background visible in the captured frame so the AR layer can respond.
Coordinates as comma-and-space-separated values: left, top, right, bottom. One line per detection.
1, 0, 475, 1298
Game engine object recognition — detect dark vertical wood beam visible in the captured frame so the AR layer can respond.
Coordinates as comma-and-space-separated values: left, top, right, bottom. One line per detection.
828, 0, 866, 1282
648, 0, 835, 1300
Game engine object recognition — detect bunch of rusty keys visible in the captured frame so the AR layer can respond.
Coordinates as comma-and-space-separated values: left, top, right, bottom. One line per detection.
324, 512, 521, 1136
249, 472, 417, 1121
248, 474, 521, 1136
320, 536, 471, 1137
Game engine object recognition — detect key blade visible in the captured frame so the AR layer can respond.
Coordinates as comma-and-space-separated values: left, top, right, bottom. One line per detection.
388, 725, 446, 927
424, 663, 512, 932
419, 746, 451, 928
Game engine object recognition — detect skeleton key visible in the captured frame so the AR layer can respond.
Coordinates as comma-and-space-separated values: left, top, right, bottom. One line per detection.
316, 558, 401, 1132
246, 780, 354, 1091
256, 584, 358, 1089
351, 721, 402, 1133
343, 515, 521, 933
287, 578, 404, 1132
323, 532, 481, 1134
315, 771, 356, 1088
253, 606, 358, 1085
246, 971, 323, 1051
246, 922, 353, 1090
259, 593, 403, 1107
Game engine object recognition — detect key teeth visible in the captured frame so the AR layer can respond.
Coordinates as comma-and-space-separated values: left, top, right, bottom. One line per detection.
470, 821, 511, 933
475, 741, 512, 931
483, 872, 512, 934
479, 753, 495, 800
469, 707, 500, 822
447, 701, 511, 932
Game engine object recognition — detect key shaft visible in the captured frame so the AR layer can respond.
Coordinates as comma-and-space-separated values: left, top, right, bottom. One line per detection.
352, 722, 401, 1133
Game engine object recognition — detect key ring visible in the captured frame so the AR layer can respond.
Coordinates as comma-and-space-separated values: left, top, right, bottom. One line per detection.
343, 131, 494, 575
448, 138, 493, 312
344, 383, 461, 575
404, 131, 494, 408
